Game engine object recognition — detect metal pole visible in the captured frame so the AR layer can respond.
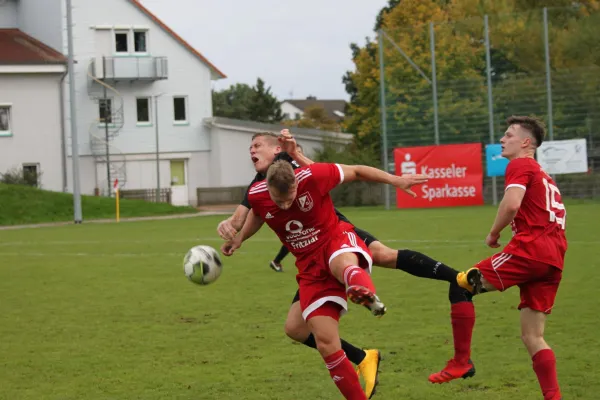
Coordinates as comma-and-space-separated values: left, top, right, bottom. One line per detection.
155, 95, 161, 203
66, 0, 82, 223
429, 22, 439, 145
103, 84, 111, 197
484, 15, 498, 206
543, 7, 554, 141
378, 30, 390, 210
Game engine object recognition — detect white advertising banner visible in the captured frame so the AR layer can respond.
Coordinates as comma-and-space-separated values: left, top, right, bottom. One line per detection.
536, 139, 588, 175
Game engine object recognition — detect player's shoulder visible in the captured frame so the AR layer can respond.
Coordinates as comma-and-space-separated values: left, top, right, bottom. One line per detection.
295, 165, 314, 182
507, 156, 539, 172
508, 156, 537, 167
248, 179, 269, 197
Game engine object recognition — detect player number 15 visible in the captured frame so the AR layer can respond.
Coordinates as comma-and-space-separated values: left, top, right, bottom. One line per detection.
543, 178, 566, 229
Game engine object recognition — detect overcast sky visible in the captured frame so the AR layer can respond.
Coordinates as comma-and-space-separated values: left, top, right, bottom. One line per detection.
140, 0, 388, 101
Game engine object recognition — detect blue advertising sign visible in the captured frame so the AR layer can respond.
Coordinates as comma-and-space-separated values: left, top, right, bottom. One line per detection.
485, 144, 508, 177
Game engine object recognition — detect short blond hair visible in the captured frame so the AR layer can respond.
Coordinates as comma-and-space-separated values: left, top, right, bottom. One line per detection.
251, 132, 279, 146
266, 160, 296, 193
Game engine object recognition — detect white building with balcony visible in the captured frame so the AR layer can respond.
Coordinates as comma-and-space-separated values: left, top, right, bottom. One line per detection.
0, 0, 353, 206
1, 0, 226, 205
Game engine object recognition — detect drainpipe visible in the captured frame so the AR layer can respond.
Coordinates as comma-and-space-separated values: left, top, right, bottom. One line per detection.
59, 66, 68, 192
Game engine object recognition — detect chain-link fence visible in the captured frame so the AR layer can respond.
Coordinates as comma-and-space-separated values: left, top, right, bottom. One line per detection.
379, 6, 600, 207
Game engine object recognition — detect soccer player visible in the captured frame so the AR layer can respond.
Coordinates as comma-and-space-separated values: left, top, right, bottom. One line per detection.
429, 116, 567, 400
268, 145, 307, 273
222, 159, 428, 399
217, 130, 467, 398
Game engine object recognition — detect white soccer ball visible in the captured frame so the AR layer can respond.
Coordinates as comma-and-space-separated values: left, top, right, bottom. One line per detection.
183, 245, 223, 285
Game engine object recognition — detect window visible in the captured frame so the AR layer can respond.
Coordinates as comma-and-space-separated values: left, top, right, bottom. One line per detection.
294, 112, 301, 120
0, 105, 11, 134
173, 96, 187, 123
22, 164, 39, 187
134, 31, 147, 53
99, 99, 113, 124
115, 31, 129, 53
136, 98, 150, 123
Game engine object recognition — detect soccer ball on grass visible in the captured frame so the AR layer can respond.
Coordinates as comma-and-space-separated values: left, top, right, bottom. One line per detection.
183, 245, 223, 285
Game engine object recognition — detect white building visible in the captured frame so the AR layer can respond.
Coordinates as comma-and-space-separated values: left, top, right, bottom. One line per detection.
281, 97, 347, 122
0, 29, 67, 191
1, 0, 352, 206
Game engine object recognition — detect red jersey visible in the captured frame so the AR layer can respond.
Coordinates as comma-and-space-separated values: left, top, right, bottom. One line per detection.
247, 163, 353, 260
503, 157, 568, 269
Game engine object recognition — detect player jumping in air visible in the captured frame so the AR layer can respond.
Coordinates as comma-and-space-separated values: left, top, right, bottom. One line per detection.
222, 158, 427, 399
430, 116, 567, 400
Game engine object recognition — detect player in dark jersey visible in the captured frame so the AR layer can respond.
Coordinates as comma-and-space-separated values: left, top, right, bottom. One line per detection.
216, 130, 471, 397
430, 116, 567, 400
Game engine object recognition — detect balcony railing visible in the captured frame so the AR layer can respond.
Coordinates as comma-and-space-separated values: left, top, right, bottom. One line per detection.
92, 56, 168, 81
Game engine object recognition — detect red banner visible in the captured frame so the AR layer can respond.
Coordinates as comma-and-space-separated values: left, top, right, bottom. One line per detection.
394, 143, 483, 208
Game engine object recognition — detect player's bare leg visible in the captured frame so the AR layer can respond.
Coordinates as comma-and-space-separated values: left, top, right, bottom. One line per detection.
329, 251, 386, 317
520, 308, 561, 399
307, 309, 368, 400
429, 274, 495, 384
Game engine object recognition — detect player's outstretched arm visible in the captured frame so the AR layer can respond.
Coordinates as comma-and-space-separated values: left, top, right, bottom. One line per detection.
486, 187, 525, 248
221, 210, 264, 256
339, 164, 428, 198
217, 205, 250, 241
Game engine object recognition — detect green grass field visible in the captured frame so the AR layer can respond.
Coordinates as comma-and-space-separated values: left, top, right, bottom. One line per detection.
0, 183, 197, 226
1, 203, 598, 400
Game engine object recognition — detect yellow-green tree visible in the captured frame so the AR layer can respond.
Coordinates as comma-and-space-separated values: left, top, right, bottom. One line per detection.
344, 0, 600, 156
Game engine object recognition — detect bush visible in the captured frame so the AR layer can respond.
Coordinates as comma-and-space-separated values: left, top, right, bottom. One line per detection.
314, 140, 383, 206
0, 167, 40, 187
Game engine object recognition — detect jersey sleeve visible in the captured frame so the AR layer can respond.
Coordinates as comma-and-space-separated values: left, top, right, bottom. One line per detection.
240, 174, 262, 209
309, 163, 344, 196
504, 158, 534, 191
240, 185, 252, 209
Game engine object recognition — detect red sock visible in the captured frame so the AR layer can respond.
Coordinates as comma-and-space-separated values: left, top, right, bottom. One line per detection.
451, 302, 475, 364
532, 349, 561, 400
324, 350, 367, 400
343, 265, 375, 293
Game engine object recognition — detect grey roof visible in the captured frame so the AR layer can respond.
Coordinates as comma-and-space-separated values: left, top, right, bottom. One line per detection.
204, 117, 353, 142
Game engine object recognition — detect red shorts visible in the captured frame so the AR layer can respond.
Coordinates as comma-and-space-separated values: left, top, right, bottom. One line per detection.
476, 252, 563, 314
297, 230, 373, 321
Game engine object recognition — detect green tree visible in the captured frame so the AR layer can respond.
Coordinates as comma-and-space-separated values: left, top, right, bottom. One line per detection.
247, 78, 283, 123
344, 0, 600, 159
212, 83, 255, 120
212, 78, 283, 123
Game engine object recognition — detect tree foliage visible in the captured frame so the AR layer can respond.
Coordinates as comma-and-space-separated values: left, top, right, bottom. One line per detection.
212, 78, 283, 123
343, 0, 600, 158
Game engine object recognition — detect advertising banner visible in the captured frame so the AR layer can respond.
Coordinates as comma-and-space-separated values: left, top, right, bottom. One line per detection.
394, 143, 484, 208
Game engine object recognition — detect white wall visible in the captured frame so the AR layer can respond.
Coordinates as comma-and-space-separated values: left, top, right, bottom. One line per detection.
0, 73, 64, 191
0, 0, 18, 28
206, 123, 351, 188
281, 102, 303, 120
17, 0, 63, 52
